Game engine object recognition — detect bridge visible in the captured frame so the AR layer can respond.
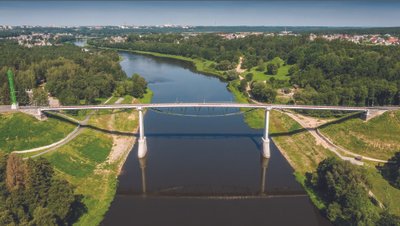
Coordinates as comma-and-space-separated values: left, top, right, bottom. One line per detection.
19, 102, 395, 159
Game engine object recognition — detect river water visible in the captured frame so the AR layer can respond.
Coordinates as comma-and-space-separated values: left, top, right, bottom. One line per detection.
102, 52, 330, 225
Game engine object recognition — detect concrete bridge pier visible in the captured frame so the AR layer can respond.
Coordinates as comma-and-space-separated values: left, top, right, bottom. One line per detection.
262, 108, 271, 158
137, 107, 148, 158
361, 110, 370, 121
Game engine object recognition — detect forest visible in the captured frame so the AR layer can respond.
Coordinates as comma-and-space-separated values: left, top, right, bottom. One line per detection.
94, 33, 400, 106
0, 41, 147, 106
0, 153, 84, 225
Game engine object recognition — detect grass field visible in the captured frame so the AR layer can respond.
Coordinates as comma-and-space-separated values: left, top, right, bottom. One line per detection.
0, 112, 76, 152
319, 111, 400, 160
246, 57, 292, 82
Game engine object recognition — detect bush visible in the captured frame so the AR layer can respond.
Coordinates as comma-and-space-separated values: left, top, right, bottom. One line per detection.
245, 73, 253, 82
225, 70, 239, 81
266, 63, 278, 75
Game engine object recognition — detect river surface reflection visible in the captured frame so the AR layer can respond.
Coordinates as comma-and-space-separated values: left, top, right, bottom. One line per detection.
102, 52, 330, 226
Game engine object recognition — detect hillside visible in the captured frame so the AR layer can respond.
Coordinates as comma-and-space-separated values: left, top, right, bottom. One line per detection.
319, 110, 400, 160
0, 112, 76, 152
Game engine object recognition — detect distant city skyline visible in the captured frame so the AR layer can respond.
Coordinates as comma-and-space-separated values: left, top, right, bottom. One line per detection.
1, 1, 400, 27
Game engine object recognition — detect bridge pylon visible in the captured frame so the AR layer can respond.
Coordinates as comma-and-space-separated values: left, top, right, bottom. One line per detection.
137, 107, 148, 158
262, 108, 271, 158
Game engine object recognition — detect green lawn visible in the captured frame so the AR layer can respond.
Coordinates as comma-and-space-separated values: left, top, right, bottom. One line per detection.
45, 129, 112, 177
0, 112, 76, 152
319, 110, 400, 160
246, 57, 293, 82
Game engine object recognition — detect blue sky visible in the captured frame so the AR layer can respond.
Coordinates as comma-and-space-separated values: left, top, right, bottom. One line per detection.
0, 1, 399, 27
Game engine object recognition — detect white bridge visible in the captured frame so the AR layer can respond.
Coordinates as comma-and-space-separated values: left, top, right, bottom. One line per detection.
30, 102, 399, 159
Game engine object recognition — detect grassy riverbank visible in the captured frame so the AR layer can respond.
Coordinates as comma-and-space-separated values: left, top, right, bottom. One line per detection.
55, 92, 153, 226
0, 112, 76, 152
319, 110, 400, 160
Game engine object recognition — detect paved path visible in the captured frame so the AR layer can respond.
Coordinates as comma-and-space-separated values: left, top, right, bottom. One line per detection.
22, 96, 114, 159
281, 110, 364, 165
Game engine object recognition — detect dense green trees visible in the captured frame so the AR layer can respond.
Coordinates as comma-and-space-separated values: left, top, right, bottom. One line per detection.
0, 153, 84, 225
250, 81, 277, 103
310, 157, 400, 226
0, 42, 127, 105
113, 73, 148, 98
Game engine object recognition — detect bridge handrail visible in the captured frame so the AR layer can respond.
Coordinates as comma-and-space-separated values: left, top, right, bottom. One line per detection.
14, 103, 399, 112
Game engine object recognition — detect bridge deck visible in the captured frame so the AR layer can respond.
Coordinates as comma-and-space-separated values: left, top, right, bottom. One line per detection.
19, 102, 400, 112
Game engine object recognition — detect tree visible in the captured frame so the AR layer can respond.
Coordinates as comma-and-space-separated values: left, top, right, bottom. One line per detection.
266, 63, 278, 75
225, 70, 239, 81
245, 73, 253, 82
377, 211, 400, 226
32, 207, 57, 226
239, 79, 248, 92
47, 179, 76, 221
251, 81, 277, 103
6, 154, 27, 191
32, 88, 49, 106
216, 60, 233, 71
379, 152, 400, 189
131, 74, 147, 98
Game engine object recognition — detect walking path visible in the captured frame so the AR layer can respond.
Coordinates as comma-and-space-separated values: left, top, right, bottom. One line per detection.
281, 110, 389, 164
18, 96, 114, 158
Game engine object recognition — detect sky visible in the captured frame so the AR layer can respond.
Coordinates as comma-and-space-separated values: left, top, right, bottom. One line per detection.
0, 1, 400, 27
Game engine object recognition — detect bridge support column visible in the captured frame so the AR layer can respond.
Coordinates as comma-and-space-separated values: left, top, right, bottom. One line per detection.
137, 107, 148, 158
262, 108, 271, 158
37, 109, 47, 121
361, 110, 370, 121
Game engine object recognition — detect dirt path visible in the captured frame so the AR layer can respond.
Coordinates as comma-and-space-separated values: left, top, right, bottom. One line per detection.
236, 57, 246, 74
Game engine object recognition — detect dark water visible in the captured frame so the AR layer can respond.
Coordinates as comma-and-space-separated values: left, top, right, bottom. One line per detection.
102, 52, 330, 226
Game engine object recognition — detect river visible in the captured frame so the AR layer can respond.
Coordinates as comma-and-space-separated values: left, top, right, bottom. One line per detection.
101, 52, 330, 225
